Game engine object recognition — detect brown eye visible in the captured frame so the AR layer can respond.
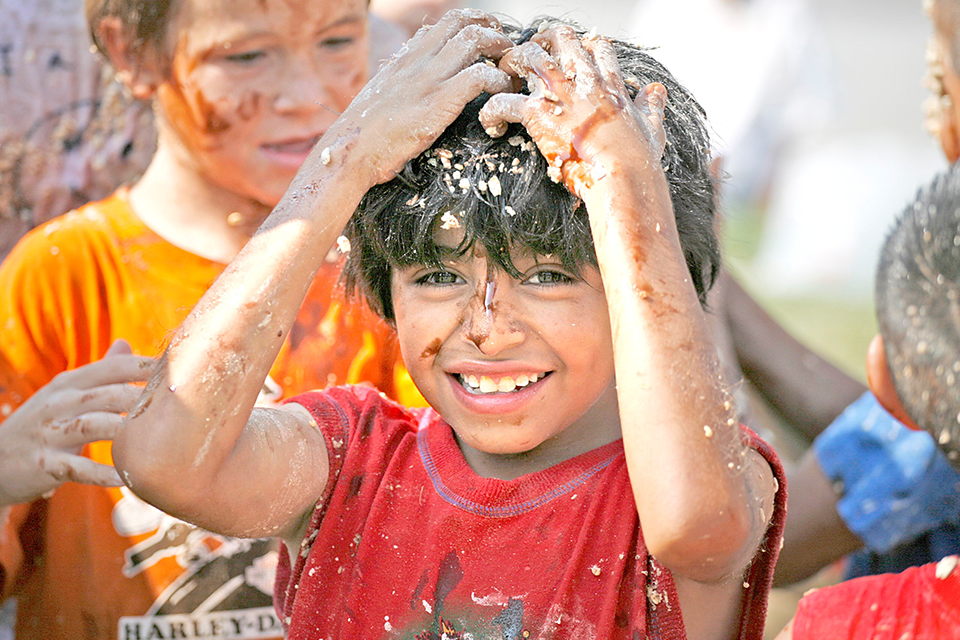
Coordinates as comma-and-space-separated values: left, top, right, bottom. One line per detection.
417, 271, 462, 285
224, 50, 266, 64
527, 269, 573, 285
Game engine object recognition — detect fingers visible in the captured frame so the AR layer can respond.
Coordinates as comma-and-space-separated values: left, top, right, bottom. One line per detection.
50, 353, 155, 392
635, 82, 668, 124
444, 62, 514, 116
47, 383, 145, 424
105, 338, 133, 356
48, 411, 126, 448
634, 82, 668, 158
41, 452, 123, 488
530, 25, 593, 87
499, 41, 567, 100
436, 23, 515, 68
407, 9, 511, 72
582, 36, 628, 103
479, 93, 528, 135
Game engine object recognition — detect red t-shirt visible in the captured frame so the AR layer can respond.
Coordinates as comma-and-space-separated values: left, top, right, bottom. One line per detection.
276, 386, 787, 640
792, 558, 960, 639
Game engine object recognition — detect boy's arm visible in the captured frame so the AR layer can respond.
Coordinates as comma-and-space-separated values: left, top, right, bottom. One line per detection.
721, 271, 867, 441
112, 10, 513, 544
481, 26, 776, 637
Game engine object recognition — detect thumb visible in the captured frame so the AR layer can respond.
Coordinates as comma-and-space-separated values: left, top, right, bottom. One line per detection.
105, 338, 133, 357
634, 82, 667, 159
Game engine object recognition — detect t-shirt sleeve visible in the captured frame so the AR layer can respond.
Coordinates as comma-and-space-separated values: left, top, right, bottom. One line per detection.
272, 386, 418, 628
739, 425, 788, 639
814, 392, 960, 553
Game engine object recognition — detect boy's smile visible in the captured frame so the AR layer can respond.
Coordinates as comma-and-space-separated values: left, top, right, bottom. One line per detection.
156, 0, 368, 207
391, 236, 623, 478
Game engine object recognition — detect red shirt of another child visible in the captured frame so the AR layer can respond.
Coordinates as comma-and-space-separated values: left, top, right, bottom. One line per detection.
792, 559, 960, 639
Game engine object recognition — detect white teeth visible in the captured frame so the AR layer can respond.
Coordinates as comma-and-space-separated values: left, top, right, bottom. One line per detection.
459, 373, 545, 394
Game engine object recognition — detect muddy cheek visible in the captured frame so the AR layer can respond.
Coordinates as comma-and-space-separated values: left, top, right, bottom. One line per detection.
420, 338, 443, 359
237, 91, 263, 121
157, 82, 231, 147
195, 90, 231, 134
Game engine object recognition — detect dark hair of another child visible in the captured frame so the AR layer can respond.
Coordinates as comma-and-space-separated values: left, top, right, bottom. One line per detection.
343, 19, 720, 321
876, 164, 960, 467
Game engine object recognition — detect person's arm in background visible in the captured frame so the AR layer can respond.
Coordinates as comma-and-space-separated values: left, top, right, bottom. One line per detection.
715, 271, 866, 585
0, 340, 153, 508
774, 448, 862, 585
721, 271, 867, 441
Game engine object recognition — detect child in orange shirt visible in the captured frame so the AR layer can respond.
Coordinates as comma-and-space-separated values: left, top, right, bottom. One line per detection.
0, 0, 420, 637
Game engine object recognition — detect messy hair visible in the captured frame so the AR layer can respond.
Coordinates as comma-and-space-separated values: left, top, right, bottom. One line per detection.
343, 19, 719, 321
876, 164, 960, 468
85, 0, 178, 60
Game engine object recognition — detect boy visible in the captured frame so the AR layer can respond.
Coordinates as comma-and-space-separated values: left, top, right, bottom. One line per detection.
775, 162, 960, 639
0, 0, 422, 637
115, 15, 785, 639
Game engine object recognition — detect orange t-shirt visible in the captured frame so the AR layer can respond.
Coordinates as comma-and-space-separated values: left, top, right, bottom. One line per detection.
0, 191, 422, 639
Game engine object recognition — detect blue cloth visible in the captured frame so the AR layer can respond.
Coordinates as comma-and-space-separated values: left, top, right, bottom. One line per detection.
814, 391, 960, 577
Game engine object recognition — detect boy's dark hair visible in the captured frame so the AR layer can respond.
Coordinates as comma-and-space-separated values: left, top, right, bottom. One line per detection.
343, 19, 720, 321
85, 0, 177, 60
876, 164, 960, 467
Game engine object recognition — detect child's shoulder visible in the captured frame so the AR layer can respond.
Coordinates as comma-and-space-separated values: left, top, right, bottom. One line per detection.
285, 383, 430, 445
5, 190, 136, 266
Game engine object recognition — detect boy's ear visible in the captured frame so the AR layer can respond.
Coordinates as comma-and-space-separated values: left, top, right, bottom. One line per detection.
866, 333, 922, 430
940, 96, 960, 164
96, 17, 165, 101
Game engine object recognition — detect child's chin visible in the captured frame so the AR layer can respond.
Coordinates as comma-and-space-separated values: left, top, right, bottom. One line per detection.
462, 432, 543, 457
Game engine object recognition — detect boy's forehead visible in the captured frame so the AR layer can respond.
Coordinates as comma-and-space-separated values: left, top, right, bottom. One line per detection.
173, 0, 367, 46
430, 227, 556, 265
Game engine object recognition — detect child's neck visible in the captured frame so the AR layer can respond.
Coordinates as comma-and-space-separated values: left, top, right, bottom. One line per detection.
129, 143, 272, 265
454, 383, 623, 480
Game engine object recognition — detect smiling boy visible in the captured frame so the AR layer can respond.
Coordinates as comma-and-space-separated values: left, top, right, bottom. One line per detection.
114, 14, 784, 640
0, 0, 423, 637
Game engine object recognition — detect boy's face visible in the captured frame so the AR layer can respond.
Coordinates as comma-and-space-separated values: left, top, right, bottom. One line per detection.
390, 230, 622, 468
157, 0, 368, 206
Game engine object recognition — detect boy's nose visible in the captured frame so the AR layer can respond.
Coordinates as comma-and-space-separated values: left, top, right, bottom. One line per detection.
272, 59, 332, 115
460, 281, 525, 355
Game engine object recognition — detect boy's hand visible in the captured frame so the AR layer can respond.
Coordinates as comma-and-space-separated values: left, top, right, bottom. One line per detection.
478, 25, 667, 199
0, 340, 155, 506
327, 9, 515, 188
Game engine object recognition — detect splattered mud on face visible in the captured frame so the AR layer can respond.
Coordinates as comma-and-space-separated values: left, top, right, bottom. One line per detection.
152, 0, 369, 206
